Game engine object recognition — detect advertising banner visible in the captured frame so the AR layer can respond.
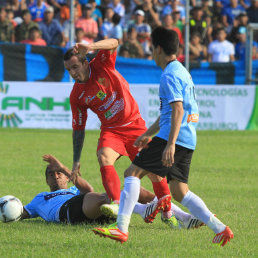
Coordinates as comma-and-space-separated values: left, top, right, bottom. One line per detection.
0, 82, 257, 130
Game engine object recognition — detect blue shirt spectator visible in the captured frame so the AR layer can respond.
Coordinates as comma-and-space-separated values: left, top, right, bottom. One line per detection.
221, 2, 245, 26
28, 0, 48, 22
38, 6, 64, 46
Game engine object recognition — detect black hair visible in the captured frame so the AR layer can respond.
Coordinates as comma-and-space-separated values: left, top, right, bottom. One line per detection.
21, 9, 30, 17
151, 26, 179, 55
216, 27, 226, 34
112, 13, 121, 25
45, 166, 52, 179
75, 27, 84, 34
29, 26, 40, 33
63, 48, 86, 63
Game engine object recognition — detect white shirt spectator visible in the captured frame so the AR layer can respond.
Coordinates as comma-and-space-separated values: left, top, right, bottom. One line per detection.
208, 40, 235, 62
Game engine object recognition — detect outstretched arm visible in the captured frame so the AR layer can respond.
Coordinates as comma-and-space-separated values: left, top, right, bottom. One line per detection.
43, 154, 94, 194
73, 39, 119, 56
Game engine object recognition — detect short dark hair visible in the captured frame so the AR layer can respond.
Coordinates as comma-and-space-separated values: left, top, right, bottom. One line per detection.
112, 13, 121, 25
21, 9, 30, 17
151, 26, 179, 55
29, 26, 40, 33
45, 166, 52, 179
63, 48, 86, 63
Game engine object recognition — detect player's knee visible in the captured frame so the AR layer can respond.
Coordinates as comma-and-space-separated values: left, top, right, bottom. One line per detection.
97, 152, 110, 166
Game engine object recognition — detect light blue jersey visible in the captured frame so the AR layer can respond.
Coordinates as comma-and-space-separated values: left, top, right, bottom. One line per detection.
156, 60, 199, 150
24, 186, 80, 222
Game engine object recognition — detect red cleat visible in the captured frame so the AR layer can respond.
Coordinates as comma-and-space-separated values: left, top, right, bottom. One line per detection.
144, 195, 171, 223
212, 226, 234, 247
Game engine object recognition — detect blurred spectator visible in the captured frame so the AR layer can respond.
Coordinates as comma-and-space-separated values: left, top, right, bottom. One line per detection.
6, 9, 17, 27
246, 0, 258, 23
119, 26, 144, 58
172, 10, 184, 32
100, 6, 114, 39
110, 13, 123, 44
239, 0, 251, 9
162, 14, 183, 45
161, 1, 186, 25
235, 26, 258, 60
134, 0, 161, 28
190, 7, 208, 43
38, 6, 65, 46
208, 27, 235, 62
60, 0, 82, 25
62, 6, 80, 43
28, 0, 49, 22
221, 0, 245, 31
108, 0, 125, 25
46, 0, 66, 19
75, 3, 98, 43
189, 32, 207, 62
66, 27, 89, 48
128, 9, 152, 58
228, 11, 248, 44
203, 14, 213, 45
0, 7, 15, 43
89, 0, 102, 27
20, 26, 47, 45
211, 20, 224, 40
6, 0, 27, 17
177, 43, 185, 63
201, 0, 213, 18
15, 9, 40, 42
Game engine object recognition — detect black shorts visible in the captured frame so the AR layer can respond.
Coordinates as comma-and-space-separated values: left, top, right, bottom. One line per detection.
59, 194, 113, 224
133, 137, 194, 183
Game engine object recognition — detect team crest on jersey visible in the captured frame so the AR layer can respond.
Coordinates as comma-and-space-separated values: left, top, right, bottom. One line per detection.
96, 90, 107, 100
85, 96, 95, 105
98, 77, 110, 88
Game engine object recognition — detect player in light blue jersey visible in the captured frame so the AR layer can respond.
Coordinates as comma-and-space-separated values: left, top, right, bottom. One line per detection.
20, 154, 116, 224
93, 27, 234, 246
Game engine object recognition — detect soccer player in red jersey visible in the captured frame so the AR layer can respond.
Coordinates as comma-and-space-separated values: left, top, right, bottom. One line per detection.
63, 39, 172, 220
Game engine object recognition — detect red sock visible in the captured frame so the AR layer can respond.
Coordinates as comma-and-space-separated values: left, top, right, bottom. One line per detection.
152, 177, 171, 212
100, 165, 121, 203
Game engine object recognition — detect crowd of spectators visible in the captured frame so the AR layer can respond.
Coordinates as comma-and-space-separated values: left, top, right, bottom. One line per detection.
0, 0, 257, 62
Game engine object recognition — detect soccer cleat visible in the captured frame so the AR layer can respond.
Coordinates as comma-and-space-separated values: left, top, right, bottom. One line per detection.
161, 213, 181, 229
144, 195, 172, 223
100, 202, 119, 219
92, 222, 128, 243
183, 216, 205, 229
212, 226, 234, 247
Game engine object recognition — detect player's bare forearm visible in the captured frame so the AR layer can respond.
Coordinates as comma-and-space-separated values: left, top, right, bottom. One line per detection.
168, 102, 184, 145
59, 165, 94, 193
90, 39, 118, 50
144, 116, 160, 136
73, 130, 85, 163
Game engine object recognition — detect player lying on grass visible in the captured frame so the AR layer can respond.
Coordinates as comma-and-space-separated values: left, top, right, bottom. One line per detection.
19, 154, 202, 228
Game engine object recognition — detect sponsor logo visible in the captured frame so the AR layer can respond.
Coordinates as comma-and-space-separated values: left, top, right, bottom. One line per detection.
98, 92, 117, 111
96, 90, 107, 101
78, 91, 85, 100
187, 114, 199, 123
85, 96, 95, 105
104, 98, 124, 120
0, 82, 23, 128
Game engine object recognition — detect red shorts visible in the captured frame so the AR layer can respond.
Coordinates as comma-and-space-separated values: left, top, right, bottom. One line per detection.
97, 118, 147, 161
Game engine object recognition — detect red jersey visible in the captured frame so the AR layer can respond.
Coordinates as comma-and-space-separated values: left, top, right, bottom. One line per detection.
70, 49, 141, 130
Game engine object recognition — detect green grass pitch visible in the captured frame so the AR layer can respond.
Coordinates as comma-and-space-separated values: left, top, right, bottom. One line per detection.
0, 128, 257, 257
